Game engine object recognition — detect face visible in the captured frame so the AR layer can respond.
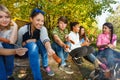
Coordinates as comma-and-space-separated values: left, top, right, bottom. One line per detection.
103, 25, 111, 34
58, 21, 67, 31
30, 13, 44, 29
80, 28, 85, 35
0, 11, 10, 28
73, 24, 80, 33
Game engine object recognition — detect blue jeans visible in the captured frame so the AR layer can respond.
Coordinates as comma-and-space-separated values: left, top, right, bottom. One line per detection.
103, 48, 120, 68
0, 43, 14, 80
24, 40, 48, 80
85, 54, 97, 63
93, 48, 120, 68
52, 42, 70, 66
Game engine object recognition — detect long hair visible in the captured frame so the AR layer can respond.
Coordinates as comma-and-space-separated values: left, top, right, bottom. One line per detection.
79, 26, 87, 40
0, 4, 11, 29
103, 22, 114, 43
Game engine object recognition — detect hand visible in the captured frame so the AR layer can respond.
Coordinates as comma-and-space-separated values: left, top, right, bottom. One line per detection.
91, 37, 94, 42
63, 44, 70, 52
65, 35, 71, 41
10, 20, 17, 27
108, 44, 114, 49
47, 48, 55, 56
82, 41, 91, 46
15, 48, 28, 56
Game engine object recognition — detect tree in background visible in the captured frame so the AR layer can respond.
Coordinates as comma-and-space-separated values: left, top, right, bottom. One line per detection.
106, 5, 120, 43
0, 0, 117, 39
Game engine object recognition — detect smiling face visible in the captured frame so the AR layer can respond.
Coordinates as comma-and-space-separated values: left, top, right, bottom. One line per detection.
103, 25, 111, 34
0, 11, 10, 28
73, 24, 80, 33
30, 13, 44, 29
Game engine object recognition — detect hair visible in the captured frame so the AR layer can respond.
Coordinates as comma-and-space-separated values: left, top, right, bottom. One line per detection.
0, 4, 11, 29
58, 16, 68, 24
70, 22, 79, 31
30, 8, 45, 18
103, 22, 114, 43
0, 4, 11, 16
79, 26, 87, 40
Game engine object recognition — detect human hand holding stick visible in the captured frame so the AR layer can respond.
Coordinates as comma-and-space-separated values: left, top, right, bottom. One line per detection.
12, 44, 28, 56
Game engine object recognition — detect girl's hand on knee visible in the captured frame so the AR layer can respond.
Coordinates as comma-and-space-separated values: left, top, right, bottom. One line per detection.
15, 48, 28, 56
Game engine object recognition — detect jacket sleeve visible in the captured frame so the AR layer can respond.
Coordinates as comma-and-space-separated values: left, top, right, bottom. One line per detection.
40, 26, 50, 45
17, 26, 27, 47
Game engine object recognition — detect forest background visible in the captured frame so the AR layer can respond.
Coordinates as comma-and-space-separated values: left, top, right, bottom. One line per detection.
1, 0, 120, 80
0, 0, 120, 45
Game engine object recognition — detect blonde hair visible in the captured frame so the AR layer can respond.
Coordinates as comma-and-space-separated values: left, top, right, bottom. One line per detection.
0, 4, 11, 16
0, 4, 11, 29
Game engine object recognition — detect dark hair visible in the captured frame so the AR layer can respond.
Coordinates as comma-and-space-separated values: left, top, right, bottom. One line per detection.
58, 16, 68, 24
70, 22, 79, 31
103, 22, 114, 43
30, 8, 45, 18
79, 26, 87, 40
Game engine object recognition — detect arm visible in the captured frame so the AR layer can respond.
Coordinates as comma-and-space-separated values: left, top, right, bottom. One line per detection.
0, 48, 28, 56
97, 44, 108, 49
97, 34, 117, 49
40, 27, 56, 55
17, 26, 28, 47
44, 41, 55, 56
96, 34, 108, 49
9, 20, 18, 44
107, 35, 117, 49
81, 37, 91, 46
0, 37, 10, 43
81, 41, 91, 46
53, 35, 66, 48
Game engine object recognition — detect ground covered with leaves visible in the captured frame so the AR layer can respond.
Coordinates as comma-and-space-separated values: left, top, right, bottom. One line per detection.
13, 55, 94, 80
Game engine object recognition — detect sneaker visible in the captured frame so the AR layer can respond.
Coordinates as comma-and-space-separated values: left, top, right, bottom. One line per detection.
8, 76, 15, 80
72, 57, 82, 65
59, 65, 74, 74
65, 60, 71, 68
58, 63, 71, 68
66, 64, 71, 68
44, 66, 55, 76
99, 63, 108, 70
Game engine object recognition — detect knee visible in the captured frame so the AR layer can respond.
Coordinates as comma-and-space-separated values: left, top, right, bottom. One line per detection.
89, 47, 95, 53
81, 47, 88, 53
26, 42, 37, 47
26, 42, 38, 52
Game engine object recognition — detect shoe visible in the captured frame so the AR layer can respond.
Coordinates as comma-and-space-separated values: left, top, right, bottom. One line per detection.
65, 60, 71, 67
72, 57, 82, 65
44, 66, 55, 76
8, 76, 15, 80
66, 63, 71, 68
59, 65, 74, 74
99, 63, 108, 70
